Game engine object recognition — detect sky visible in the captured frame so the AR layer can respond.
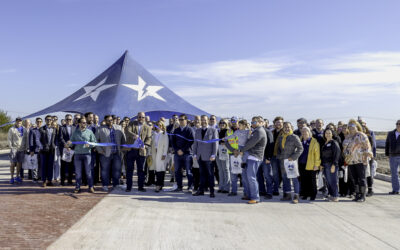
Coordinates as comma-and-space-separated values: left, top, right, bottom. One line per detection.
1, 0, 400, 131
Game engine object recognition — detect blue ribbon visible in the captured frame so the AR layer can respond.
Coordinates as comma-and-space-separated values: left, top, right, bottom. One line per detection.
156, 125, 223, 144
70, 138, 144, 149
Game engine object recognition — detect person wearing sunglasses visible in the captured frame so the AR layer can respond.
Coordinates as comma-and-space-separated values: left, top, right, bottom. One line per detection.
342, 119, 373, 202
124, 112, 152, 192
385, 119, 400, 195
96, 115, 126, 192
68, 117, 97, 193
59, 114, 75, 186
38, 115, 57, 187
171, 114, 195, 192
29, 117, 44, 182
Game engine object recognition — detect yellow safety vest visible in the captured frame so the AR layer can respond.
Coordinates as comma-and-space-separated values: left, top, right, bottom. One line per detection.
226, 129, 238, 154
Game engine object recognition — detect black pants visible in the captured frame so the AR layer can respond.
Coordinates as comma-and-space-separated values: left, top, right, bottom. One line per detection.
299, 163, 317, 198
61, 160, 74, 184
199, 159, 214, 193
156, 171, 165, 187
213, 161, 219, 184
192, 167, 200, 191
349, 163, 366, 191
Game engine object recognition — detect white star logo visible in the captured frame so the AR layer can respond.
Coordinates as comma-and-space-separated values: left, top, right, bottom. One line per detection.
74, 77, 116, 102
122, 76, 166, 102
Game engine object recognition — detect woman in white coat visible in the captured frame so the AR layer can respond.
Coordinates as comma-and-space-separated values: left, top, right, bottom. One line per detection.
150, 121, 169, 192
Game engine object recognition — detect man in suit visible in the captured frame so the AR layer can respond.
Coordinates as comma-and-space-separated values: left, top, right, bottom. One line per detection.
124, 112, 152, 192
29, 117, 43, 182
39, 115, 57, 187
171, 114, 194, 192
59, 114, 75, 186
385, 119, 400, 195
192, 115, 218, 197
96, 115, 126, 192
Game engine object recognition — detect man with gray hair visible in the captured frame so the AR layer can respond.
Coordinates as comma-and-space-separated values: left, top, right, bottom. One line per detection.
226, 116, 267, 204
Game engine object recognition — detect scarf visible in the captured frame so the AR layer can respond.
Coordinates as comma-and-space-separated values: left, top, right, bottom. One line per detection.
281, 130, 293, 149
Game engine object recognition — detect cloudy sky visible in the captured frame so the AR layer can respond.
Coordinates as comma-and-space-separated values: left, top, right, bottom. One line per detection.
1, 0, 400, 130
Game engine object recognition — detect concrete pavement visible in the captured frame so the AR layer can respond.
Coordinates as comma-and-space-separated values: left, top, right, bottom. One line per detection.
48, 176, 400, 249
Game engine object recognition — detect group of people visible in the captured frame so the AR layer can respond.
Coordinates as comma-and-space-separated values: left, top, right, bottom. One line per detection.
7, 111, 400, 204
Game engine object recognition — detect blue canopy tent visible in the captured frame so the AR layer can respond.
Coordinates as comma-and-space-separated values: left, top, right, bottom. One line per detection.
19, 51, 210, 122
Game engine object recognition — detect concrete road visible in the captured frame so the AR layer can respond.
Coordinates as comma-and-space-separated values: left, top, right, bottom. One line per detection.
48, 175, 400, 249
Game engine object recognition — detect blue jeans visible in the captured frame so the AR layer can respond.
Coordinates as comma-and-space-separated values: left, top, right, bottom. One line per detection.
230, 172, 239, 193
126, 149, 146, 190
74, 154, 92, 188
174, 154, 193, 189
246, 159, 262, 201
261, 161, 273, 195
40, 151, 54, 182
389, 156, 400, 192
323, 163, 339, 197
282, 174, 300, 194
216, 157, 231, 191
100, 153, 122, 187
271, 157, 281, 193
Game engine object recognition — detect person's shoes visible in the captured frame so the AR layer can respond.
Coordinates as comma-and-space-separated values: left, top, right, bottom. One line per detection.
33, 178, 38, 183
193, 191, 204, 196
68, 182, 73, 186
357, 195, 365, 202
47, 182, 53, 186
217, 190, 222, 193
89, 187, 95, 193
210, 193, 215, 198
102, 186, 109, 192
366, 188, 374, 197
265, 194, 273, 200
259, 191, 267, 196
280, 193, 292, 201
353, 194, 360, 202
173, 188, 182, 192
42, 182, 47, 187
292, 194, 299, 204
60, 182, 65, 186
125, 188, 131, 192
74, 188, 80, 193
228, 192, 237, 196
273, 192, 280, 196
300, 196, 308, 200
9, 178, 14, 184
330, 197, 339, 202
310, 197, 316, 201
155, 186, 160, 193
15, 177, 22, 183
138, 188, 147, 192
222, 190, 229, 194
241, 196, 250, 200
248, 200, 259, 204
389, 191, 399, 195
170, 177, 175, 183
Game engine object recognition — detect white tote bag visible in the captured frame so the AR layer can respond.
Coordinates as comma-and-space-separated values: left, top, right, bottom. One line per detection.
317, 171, 324, 189
218, 145, 229, 161
62, 148, 75, 163
284, 159, 299, 179
22, 154, 38, 170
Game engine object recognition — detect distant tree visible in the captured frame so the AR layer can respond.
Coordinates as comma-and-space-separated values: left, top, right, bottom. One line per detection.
0, 110, 12, 133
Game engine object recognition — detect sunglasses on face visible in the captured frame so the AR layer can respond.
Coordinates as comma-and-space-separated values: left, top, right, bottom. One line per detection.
80, 122, 87, 125
138, 116, 145, 119
179, 119, 186, 121
65, 119, 72, 121
106, 119, 113, 122
396, 123, 400, 125
251, 121, 258, 125
46, 119, 52, 121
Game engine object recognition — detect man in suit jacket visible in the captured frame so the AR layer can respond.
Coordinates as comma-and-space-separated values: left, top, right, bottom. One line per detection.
385, 119, 400, 195
96, 115, 126, 191
39, 115, 57, 187
171, 114, 195, 192
124, 112, 152, 192
59, 114, 76, 186
192, 115, 218, 197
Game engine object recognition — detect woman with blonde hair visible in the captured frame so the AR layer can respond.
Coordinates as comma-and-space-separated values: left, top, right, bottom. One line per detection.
298, 127, 321, 200
342, 119, 373, 202
150, 121, 169, 192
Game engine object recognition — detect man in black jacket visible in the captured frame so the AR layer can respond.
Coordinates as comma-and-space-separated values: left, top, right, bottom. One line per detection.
385, 120, 400, 195
59, 114, 75, 186
257, 117, 274, 199
171, 114, 194, 191
39, 115, 57, 187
